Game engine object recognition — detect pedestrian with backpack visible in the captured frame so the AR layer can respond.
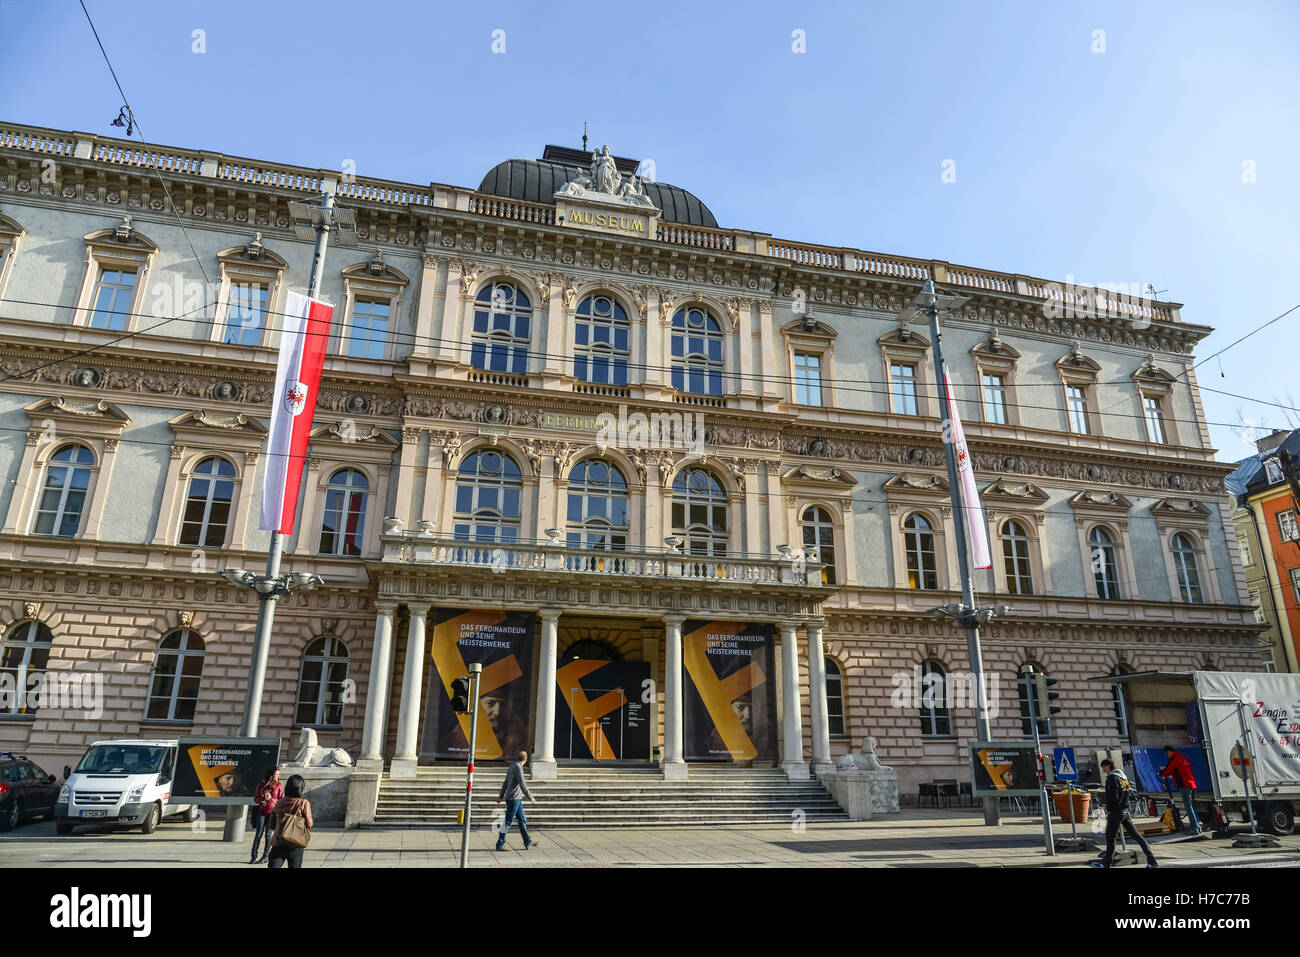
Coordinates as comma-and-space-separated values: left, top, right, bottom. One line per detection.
266, 773, 312, 869
1091, 758, 1157, 869
250, 766, 282, 864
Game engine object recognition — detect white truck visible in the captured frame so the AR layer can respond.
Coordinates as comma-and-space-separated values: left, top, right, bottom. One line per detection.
1101, 670, 1300, 835
55, 739, 199, 835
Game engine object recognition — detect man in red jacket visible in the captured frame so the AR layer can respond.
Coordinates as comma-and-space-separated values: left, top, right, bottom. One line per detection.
1159, 746, 1202, 833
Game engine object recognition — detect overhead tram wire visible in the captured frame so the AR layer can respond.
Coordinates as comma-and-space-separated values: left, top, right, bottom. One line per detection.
5, 294, 1296, 433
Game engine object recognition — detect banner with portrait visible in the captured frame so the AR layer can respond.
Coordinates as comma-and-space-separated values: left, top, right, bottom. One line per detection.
173, 737, 281, 805
968, 742, 1042, 797
420, 609, 534, 762
682, 620, 776, 762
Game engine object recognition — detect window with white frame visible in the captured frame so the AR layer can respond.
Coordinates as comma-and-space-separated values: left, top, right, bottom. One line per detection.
801, 506, 837, 585
222, 282, 268, 346
144, 630, 205, 722
0, 213, 24, 302
295, 636, 350, 727
1017, 667, 1054, 739
1067, 386, 1091, 435
32, 444, 94, 537
982, 373, 1008, 424
825, 658, 845, 736
178, 456, 236, 548
1279, 510, 1299, 543
1143, 395, 1168, 444
1090, 526, 1122, 600
1264, 458, 1284, 485
903, 512, 939, 589
1290, 567, 1300, 605
1110, 664, 1131, 738
566, 459, 629, 551
1249, 587, 1266, 623
890, 362, 919, 416
795, 353, 823, 406
453, 450, 523, 543
347, 297, 391, 360
574, 295, 630, 386
472, 281, 531, 374
0, 620, 53, 716
1001, 520, 1035, 595
1171, 532, 1204, 603
76, 222, 156, 331
671, 467, 730, 556
318, 469, 369, 556
918, 659, 951, 736
89, 267, 137, 330
671, 306, 724, 397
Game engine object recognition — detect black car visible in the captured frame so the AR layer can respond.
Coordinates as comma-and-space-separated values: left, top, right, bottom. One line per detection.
0, 752, 62, 830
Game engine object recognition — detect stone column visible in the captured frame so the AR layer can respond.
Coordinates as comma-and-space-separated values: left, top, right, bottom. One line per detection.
531, 608, 561, 780
806, 619, 832, 775
779, 620, 809, 780
359, 600, 397, 766
661, 614, 688, 780
390, 601, 430, 778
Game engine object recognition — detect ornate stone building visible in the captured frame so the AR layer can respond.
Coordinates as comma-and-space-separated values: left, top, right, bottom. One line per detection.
0, 123, 1262, 801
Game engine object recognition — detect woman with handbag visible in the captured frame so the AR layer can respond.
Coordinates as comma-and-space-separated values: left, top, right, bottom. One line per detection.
267, 774, 313, 869
250, 766, 282, 864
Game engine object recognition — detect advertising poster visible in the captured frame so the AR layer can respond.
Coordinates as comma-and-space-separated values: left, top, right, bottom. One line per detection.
172, 737, 281, 805
420, 609, 534, 762
553, 659, 651, 760
682, 620, 776, 762
968, 742, 1042, 797
1196, 671, 1300, 798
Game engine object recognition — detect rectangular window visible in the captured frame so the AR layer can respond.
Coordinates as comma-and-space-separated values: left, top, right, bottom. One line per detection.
89, 267, 137, 330
1279, 510, 1300, 543
1291, 567, 1300, 605
981, 372, 1008, 424
1066, 385, 1090, 435
890, 362, 918, 416
1143, 395, 1167, 444
223, 283, 267, 346
794, 353, 823, 406
1249, 588, 1265, 624
348, 297, 390, 359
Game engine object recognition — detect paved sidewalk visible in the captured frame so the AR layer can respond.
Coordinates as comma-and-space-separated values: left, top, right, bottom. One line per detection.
5, 809, 1298, 867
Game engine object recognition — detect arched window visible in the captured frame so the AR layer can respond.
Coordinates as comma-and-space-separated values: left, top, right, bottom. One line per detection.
319, 469, 369, 556
453, 450, 523, 543
1017, 665, 1054, 739
0, 621, 53, 716
471, 281, 530, 374
918, 659, 951, 736
144, 630, 206, 722
825, 658, 845, 736
566, 459, 629, 550
1111, 663, 1132, 738
801, 506, 837, 585
574, 294, 630, 386
671, 467, 729, 556
903, 513, 938, 590
178, 456, 236, 547
295, 636, 350, 727
670, 306, 724, 396
1172, 533, 1204, 603
33, 444, 94, 537
1001, 520, 1034, 595
1089, 526, 1122, 600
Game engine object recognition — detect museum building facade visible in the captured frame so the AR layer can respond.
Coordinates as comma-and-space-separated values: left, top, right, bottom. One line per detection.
0, 123, 1264, 797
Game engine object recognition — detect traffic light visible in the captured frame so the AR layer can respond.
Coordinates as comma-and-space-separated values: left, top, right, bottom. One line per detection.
1034, 674, 1061, 721
451, 676, 471, 714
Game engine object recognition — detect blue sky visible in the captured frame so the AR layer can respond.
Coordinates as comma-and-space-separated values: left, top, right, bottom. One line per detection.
2, 0, 1297, 461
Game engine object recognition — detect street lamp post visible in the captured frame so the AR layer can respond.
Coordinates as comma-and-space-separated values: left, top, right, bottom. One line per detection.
905, 279, 1002, 827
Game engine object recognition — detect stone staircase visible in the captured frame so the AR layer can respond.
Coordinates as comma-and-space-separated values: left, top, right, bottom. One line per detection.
368, 765, 850, 828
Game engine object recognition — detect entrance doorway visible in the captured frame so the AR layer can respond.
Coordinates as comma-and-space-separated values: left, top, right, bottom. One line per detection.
553, 659, 651, 761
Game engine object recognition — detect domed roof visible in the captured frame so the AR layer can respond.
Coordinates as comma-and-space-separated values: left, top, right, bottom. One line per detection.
478, 146, 718, 229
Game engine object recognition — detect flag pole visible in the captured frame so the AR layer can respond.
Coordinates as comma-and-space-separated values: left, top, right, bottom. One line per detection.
222, 191, 337, 844
919, 280, 1001, 827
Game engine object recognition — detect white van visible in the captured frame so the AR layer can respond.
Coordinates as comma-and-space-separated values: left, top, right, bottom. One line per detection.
55, 739, 199, 835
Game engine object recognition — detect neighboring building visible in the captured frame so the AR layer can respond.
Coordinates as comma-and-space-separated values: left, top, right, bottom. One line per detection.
1228, 429, 1300, 672
0, 122, 1263, 803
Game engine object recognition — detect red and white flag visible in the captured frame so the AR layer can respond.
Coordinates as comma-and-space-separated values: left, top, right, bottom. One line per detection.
260, 291, 334, 534
943, 366, 992, 569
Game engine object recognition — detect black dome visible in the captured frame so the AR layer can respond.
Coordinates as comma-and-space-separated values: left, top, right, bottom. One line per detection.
478, 151, 718, 229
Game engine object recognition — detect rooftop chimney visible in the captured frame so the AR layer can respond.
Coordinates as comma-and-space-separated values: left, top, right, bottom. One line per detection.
1256, 429, 1291, 454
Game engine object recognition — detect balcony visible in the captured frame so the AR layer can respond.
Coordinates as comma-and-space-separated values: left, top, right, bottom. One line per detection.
377, 532, 824, 588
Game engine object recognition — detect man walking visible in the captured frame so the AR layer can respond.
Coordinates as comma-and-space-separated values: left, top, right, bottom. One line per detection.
1091, 758, 1157, 869
495, 750, 538, 851
1158, 745, 1202, 833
